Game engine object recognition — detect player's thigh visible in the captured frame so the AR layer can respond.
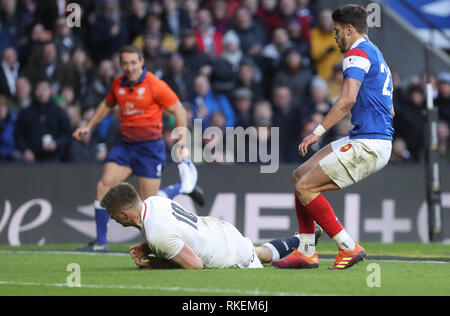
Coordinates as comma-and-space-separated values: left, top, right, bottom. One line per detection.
292, 143, 333, 184
97, 162, 133, 199
138, 177, 162, 200
296, 162, 340, 197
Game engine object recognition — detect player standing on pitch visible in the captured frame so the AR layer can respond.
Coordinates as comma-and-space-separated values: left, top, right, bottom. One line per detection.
272, 4, 395, 270
73, 45, 203, 252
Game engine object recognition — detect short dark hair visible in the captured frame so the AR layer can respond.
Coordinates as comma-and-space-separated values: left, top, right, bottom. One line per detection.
100, 182, 140, 214
332, 4, 368, 35
119, 45, 144, 61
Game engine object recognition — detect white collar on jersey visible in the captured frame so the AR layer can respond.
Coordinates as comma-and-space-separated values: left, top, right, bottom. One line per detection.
350, 36, 367, 50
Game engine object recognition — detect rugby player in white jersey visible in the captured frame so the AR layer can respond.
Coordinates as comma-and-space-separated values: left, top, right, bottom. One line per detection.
100, 182, 323, 269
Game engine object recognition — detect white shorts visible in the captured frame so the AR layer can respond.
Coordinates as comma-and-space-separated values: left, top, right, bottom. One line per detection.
319, 137, 392, 189
222, 222, 263, 269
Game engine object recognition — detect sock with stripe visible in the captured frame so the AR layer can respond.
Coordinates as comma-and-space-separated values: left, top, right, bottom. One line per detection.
263, 235, 301, 261
294, 195, 317, 257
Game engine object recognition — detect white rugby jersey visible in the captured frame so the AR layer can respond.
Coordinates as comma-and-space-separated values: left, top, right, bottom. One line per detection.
139, 196, 252, 269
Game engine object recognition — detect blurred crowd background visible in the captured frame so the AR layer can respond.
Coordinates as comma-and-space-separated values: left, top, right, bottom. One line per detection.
0, 0, 449, 165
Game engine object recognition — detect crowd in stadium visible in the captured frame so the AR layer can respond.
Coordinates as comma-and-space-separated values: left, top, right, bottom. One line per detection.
0, 0, 449, 165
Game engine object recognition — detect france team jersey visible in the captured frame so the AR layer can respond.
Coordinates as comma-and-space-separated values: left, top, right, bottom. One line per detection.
343, 37, 394, 140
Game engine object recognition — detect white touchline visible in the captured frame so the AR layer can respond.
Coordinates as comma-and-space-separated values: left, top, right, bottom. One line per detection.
0, 281, 335, 296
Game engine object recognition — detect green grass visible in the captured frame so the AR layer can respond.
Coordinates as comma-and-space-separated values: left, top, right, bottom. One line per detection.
0, 243, 449, 296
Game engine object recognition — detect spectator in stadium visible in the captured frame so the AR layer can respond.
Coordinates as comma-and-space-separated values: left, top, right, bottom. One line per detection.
258, 0, 285, 33
235, 58, 264, 102
23, 41, 74, 94
17, 23, 52, 66
395, 84, 426, 162
127, 0, 150, 43
295, 0, 315, 43
273, 48, 313, 103
163, 52, 190, 102
83, 59, 116, 111
10, 76, 32, 112
161, 0, 192, 42
0, 93, 19, 161
218, 30, 243, 73
253, 100, 273, 128
299, 76, 332, 126
232, 87, 253, 129
208, 30, 242, 96
231, 5, 267, 57
70, 47, 95, 106
0, 0, 34, 51
436, 72, 450, 126
310, 9, 341, 81
285, 18, 311, 64
261, 27, 293, 71
271, 85, 301, 163
210, 0, 232, 35
88, 0, 129, 62
183, 0, 200, 27
132, 12, 177, 53
191, 74, 235, 130
34, 0, 68, 31
438, 121, 450, 164
0, 46, 19, 97
14, 80, 72, 163
53, 16, 79, 63
278, 0, 297, 25
141, 31, 170, 79
389, 137, 414, 164
178, 29, 212, 80
194, 8, 223, 57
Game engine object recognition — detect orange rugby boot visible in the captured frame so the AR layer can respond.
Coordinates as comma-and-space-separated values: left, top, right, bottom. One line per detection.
271, 248, 319, 269
329, 243, 366, 270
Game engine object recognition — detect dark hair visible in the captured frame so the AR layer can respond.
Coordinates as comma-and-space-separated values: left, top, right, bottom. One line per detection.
119, 45, 144, 61
100, 182, 140, 213
332, 4, 368, 35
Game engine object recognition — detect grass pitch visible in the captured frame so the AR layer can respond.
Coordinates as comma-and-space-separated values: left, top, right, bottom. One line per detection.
0, 242, 449, 296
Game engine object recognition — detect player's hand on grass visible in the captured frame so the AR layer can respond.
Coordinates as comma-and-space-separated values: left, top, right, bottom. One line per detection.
299, 134, 320, 157
134, 258, 152, 270
129, 243, 151, 261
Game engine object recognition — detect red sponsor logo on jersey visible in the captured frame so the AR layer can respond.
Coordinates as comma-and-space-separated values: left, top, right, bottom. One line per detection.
340, 144, 352, 152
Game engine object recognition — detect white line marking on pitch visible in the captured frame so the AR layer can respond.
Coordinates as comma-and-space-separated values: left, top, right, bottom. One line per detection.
0, 281, 333, 296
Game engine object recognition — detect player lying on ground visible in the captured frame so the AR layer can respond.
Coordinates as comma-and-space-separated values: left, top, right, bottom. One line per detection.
272, 4, 395, 270
101, 182, 323, 269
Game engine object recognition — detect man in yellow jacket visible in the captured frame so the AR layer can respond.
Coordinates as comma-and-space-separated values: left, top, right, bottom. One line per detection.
310, 9, 342, 81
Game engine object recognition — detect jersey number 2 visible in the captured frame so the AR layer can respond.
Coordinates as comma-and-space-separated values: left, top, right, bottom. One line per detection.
172, 203, 198, 230
380, 63, 393, 98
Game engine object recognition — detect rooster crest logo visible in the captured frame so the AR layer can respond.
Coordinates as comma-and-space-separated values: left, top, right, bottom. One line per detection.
340, 144, 352, 152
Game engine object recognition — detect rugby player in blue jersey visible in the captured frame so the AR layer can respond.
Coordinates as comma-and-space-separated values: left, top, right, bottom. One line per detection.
273, 4, 395, 270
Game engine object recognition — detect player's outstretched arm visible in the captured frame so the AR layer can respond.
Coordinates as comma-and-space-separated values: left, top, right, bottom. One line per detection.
299, 78, 361, 156
72, 98, 113, 141
171, 244, 204, 269
321, 78, 361, 131
167, 101, 188, 144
